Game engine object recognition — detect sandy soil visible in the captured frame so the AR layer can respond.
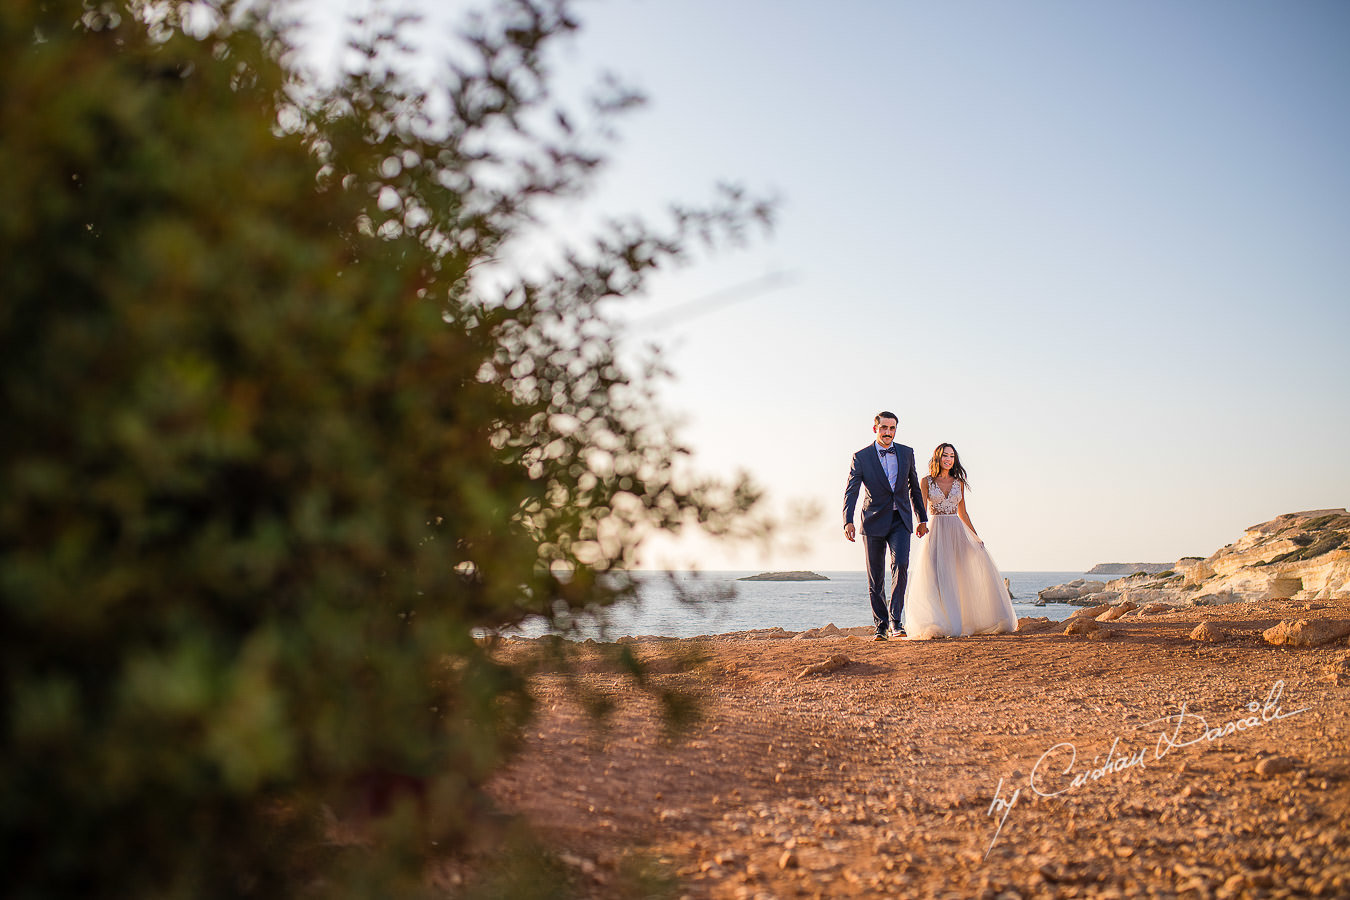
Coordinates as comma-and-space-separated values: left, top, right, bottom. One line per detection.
486, 599, 1350, 899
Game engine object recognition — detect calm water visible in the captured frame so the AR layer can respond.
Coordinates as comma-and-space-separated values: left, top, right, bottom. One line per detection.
511, 571, 1086, 639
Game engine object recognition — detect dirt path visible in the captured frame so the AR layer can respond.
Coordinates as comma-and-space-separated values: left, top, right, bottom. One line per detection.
487, 599, 1350, 899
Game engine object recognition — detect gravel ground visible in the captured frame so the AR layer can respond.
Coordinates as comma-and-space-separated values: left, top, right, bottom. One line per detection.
484, 598, 1350, 899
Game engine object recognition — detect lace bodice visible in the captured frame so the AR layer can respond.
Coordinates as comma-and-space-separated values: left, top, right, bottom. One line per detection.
927, 479, 962, 515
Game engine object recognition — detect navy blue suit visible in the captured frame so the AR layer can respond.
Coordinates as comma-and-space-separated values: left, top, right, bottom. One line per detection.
843, 442, 928, 633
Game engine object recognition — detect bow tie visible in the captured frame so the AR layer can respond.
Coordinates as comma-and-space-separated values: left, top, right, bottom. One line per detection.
879, 446, 896, 456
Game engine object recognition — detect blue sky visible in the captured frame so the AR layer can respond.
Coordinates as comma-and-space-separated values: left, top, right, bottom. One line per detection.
297, 1, 1350, 570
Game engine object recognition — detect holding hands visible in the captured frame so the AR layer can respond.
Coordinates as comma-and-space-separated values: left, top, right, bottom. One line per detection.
845, 521, 926, 541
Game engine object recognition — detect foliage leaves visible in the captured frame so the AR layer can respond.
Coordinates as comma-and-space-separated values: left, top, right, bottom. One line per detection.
0, 0, 769, 895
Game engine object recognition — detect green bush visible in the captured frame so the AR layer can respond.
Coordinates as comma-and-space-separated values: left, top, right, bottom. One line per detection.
1267, 532, 1347, 566
1302, 514, 1344, 531
0, 1, 767, 896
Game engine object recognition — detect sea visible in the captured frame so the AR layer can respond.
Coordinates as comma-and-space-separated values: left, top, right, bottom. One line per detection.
508, 570, 1088, 639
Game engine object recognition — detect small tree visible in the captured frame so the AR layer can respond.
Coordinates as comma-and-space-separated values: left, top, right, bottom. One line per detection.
0, 0, 769, 895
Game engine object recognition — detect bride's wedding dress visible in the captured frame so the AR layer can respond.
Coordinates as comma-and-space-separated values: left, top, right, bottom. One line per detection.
902, 480, 1018, 639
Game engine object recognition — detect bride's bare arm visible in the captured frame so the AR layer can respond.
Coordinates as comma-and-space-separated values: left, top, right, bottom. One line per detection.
957, 492, 982, 543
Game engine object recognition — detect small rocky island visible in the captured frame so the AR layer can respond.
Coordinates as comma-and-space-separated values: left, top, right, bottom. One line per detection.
738, 571, 829, 582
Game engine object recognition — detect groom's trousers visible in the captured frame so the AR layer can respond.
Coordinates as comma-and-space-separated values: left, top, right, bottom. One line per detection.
863, 524, 911, 632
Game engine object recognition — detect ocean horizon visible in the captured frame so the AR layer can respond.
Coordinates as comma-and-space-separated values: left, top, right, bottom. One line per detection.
510, 570, 1090, 639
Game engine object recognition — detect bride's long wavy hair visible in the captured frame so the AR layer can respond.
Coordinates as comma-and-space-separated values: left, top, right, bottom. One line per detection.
928, 443, 970, 486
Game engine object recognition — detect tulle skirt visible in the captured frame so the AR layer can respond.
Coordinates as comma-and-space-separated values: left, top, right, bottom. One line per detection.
902, 514, 1018, 639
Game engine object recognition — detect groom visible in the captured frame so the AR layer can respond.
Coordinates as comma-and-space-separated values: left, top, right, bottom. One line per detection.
843, 411, 928, 641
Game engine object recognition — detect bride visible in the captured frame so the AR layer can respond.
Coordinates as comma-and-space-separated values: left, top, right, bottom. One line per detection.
902, 443, 1018, 639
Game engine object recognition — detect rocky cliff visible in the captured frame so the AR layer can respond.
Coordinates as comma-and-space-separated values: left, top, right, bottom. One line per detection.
1040, 509, 1350, 607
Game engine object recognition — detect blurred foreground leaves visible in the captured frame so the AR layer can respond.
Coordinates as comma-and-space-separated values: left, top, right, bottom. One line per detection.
0, 1, 769, 895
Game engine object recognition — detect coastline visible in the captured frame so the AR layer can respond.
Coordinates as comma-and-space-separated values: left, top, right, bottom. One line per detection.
486, 597, 1350, 898
505, 571, 1090, 641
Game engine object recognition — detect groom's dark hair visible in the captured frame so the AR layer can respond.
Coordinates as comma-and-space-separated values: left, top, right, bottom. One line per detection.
875, 410, 897, 425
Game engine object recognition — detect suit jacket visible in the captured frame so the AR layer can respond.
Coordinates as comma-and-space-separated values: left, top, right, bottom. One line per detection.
843, 442, 927, 537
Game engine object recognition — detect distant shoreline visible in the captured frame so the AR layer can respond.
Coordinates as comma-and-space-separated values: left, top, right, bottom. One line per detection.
497, 571, 1091, 640
1084, 562, 1172, 575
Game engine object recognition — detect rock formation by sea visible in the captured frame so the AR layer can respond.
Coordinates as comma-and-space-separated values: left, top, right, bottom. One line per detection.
1040, 509, 1350, 608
